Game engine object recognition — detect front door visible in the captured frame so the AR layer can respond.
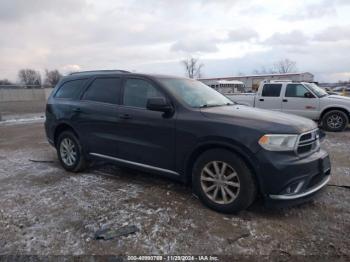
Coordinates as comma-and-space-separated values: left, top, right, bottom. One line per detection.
116, 77, 176, 171
281, 83, 319, 119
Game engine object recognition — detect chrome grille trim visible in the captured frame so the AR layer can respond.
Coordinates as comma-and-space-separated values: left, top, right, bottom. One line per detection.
295, 129, 320, 157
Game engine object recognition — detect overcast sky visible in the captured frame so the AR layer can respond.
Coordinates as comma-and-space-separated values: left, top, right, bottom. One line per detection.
1, 0, 350, 82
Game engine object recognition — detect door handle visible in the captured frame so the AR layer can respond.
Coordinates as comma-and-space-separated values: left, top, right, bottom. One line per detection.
259, 98, 264, 101
73, 108, 81, 113
283, 99, 288, 102
119, 114, 131, 120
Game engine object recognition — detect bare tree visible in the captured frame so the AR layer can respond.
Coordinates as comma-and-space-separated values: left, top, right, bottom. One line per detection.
0, 79, 13, 85
273, 58, 297, 73
181, 57, 204, 79
18, 69, 42, 88
44, 69, 62, 87
253, 59, 297, 75
252, 66, 276, 75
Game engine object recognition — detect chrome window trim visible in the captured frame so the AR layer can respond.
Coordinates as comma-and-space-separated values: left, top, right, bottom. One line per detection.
90, 152, 180, 176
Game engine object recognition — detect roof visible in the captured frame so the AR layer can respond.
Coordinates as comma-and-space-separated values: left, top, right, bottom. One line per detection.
69, 70, 130, 76
199, 72, 313, 81
63, 70, 187, 81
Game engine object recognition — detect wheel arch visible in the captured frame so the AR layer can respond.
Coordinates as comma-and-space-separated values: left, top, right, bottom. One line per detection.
320, 107, 350, 121
184, 141, 263, 195
53, 122, 79, 147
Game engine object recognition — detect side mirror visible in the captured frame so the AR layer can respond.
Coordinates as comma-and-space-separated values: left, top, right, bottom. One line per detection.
304, 92, 314, 98
146, 97, 173, 113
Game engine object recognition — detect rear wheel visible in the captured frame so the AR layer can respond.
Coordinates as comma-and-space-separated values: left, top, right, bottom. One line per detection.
192, 149, 257, 213
322, 110, 348, 132
56, 131, 87, 172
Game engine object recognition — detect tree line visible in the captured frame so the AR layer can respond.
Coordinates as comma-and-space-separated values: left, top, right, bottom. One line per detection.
181, 57, 298, 79
0, 58, 299, 87
0, 69, 63, 88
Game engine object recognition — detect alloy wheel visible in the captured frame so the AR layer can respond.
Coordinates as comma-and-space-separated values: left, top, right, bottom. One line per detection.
60, 137, 77, 166
327, 114, 343, 129
200, 161, 240, 205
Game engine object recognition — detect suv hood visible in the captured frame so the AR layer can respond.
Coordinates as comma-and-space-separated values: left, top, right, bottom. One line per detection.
201, 105, 317, 134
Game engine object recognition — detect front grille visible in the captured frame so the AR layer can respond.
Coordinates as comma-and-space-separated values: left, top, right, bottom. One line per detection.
296, 129, 320, 156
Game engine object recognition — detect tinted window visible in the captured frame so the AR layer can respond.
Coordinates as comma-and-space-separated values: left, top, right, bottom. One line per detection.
285, 84, 310, 98
262, 84, 282, 97
123, 79, 164, 108
55, 79, 86, 99
83, 78, 120, 104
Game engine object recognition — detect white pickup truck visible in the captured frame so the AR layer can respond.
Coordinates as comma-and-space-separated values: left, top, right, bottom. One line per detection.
226, 80, 350, 132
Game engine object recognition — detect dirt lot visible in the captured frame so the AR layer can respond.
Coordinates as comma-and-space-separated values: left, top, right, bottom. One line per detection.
0, 121, 349, 259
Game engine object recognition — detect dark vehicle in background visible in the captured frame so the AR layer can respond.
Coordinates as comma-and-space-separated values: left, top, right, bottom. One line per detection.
45, 70, 331, 213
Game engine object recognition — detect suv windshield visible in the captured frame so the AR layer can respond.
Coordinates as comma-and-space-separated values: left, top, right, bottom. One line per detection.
304, 83, 328, 97
159, 78, 234, 108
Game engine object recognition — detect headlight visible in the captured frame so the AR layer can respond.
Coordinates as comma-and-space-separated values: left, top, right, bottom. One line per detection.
258, 134, 298, 151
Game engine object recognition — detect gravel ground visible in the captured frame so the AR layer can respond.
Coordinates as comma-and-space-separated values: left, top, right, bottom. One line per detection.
0, 121, 349, 259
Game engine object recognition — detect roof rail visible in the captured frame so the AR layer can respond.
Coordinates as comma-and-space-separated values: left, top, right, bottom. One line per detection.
69, 70, 130, 75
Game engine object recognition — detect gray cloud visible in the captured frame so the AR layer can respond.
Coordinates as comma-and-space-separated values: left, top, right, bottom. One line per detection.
171, 37, 219, 53
0, 0, 88, 22
227, 28, 258, 42
314, 25, 350, 42
282, 0, 337, 21
170, 27, 258, 53
264, 30, 309, 46
0, 0, 350, 82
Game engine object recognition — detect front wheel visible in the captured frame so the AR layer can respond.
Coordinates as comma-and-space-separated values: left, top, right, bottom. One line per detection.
56, 131, 87, 172
192, 149, 257, 213
322, 110, 349, 132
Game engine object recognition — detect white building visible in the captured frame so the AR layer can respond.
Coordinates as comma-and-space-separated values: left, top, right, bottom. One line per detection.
200, 72, 314, 92
199, 79, 245, 94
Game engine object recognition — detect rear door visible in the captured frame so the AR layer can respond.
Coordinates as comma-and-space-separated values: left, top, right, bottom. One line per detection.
255, 84, 283, 111
281, 83, 319, 119
74, 77, 121, 156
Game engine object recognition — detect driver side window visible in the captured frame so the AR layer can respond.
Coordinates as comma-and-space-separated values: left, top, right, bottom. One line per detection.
123, 78, 164, 108
285, 84, 313, 98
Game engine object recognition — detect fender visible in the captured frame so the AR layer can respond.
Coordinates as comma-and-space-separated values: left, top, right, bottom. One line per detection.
183, 137, 264, 194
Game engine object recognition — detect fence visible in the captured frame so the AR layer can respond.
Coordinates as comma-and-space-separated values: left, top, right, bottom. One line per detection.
0, 87, 54, 119
0, 88, 53, 102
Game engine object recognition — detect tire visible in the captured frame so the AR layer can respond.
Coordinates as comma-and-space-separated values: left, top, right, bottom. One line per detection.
322, 110, 349, 132
56, 130, 87, 172
192, 149, 257, 213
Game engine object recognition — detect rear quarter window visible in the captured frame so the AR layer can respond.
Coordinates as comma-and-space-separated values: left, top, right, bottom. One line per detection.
55, 79, 87, 99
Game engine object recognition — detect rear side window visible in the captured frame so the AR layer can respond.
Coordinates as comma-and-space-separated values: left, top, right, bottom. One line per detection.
262, 84, 282, 97
123, 78, 164, 108
55, 79, 86, 99
285, 84, 310, 98
83, 78, 121, 104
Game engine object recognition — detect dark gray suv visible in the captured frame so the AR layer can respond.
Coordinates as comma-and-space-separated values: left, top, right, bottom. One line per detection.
45, 70, 331, 213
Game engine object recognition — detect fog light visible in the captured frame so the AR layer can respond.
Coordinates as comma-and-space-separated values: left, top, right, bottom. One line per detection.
284, 181, 304, 194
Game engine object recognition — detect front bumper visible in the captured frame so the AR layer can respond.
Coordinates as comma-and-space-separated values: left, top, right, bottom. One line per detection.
255, 148, 331, 205
269, 172, 330, 200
